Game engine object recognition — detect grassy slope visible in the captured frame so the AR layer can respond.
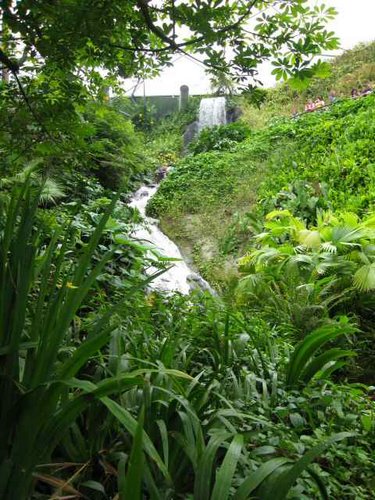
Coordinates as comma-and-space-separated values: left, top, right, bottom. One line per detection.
240, 40, 375, 127
147, 132, 272, 282
147, 94, 375, 290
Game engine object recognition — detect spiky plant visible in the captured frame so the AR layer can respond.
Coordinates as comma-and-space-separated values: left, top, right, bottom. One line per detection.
0, 179, 173, 498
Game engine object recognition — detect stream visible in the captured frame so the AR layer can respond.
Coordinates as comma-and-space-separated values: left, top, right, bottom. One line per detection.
128, 97, 226, 295
129, 185, 213, 295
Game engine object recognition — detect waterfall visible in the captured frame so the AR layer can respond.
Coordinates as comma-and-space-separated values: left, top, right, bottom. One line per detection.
129, 185, 215, 295
198, 97, 226, 131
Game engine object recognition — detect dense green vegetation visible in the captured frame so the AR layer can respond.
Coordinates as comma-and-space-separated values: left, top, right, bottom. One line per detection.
4, 175, 374, 498
149, 94, 375, 286
239, 40, 375, 126
142, 49, 375, 498
0, 1, 374, 498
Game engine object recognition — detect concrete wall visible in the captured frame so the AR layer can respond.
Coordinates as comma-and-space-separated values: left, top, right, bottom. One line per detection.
132, 96, 180, 118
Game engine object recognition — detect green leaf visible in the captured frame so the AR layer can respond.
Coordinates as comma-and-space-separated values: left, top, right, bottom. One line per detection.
289, 413, 305, 428
300, 349, 355, 385
267, 432, 355, 500
123, 408, 145, 500
81, 480, 106, 495
312, 61, 332, 79
194, 431, 233, 500
353, 263, 375, 291
100, 397, 171, 483
211, 434, 244, 500
156, 420, 170, 471
361, 414, 373, 432
286, 320, 356, 387
234, 458, 290, 500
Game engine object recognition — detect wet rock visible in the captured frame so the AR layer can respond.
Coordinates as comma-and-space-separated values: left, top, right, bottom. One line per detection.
129, 185, 216, 296
187, 273, 217, 295
183, 121, 199, 150
226, 106, 242, 123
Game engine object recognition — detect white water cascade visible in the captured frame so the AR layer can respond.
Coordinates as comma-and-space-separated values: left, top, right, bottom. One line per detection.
129, 185, 214, 295
127, 96, 227, 294
198, 96, 226, 131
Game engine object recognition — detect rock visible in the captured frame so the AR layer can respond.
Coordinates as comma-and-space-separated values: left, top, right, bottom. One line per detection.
183, 121, 199, 151
226, 106, 242, 123
187, 272, 217, 295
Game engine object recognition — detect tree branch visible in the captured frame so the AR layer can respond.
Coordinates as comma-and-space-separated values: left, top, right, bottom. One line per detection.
0, 47, 56, 140
111, 0, 261, 75
136, 0, 178, 48
0, 48, 19, 73
135, 0, 259, 53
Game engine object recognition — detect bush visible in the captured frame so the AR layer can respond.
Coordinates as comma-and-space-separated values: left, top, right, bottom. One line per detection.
83, 102, 148, 190
189, 122, 251, 155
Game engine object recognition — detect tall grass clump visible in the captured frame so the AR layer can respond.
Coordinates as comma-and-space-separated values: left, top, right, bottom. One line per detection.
0, 179, 159, 497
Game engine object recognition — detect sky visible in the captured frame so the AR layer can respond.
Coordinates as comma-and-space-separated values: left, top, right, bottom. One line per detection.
126, 0, 375, 96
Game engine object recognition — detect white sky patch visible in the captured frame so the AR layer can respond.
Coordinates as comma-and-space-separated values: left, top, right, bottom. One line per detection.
125, 0, 375, 96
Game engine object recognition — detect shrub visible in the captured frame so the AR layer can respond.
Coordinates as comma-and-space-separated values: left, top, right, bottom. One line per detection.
83, 102, 148, 190
189, 122, 251, 155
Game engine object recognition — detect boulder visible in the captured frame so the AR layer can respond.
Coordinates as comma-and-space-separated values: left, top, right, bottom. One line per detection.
187, 272, 217, 295
183, 121, 199, 151
226, 106, 242, 123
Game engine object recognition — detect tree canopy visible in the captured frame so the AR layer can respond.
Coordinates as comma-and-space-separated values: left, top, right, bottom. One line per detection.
1, 0, 339, 94
0, 1, 339, 178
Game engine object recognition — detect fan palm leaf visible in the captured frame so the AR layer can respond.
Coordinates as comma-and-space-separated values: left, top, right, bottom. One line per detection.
353, 263, 375, 291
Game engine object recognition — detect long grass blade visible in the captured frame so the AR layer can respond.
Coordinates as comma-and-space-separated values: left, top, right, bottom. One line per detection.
210, 434, 243, 500
266, 432, 354, 500
122, 408, 145, 500
194, 431, 232, 500
234, 457, 290, 500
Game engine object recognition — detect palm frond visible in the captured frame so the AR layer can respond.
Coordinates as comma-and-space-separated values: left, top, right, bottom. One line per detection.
353, 263, 375, 292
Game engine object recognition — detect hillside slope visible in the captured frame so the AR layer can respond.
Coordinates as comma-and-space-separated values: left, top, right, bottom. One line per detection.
241, 40, 375, 128
147, 94, 375, 289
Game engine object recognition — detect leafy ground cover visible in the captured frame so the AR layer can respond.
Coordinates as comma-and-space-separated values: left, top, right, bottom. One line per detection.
1, 101, 374, 496
1, 182, 374, 497
239, 41, 375, 127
